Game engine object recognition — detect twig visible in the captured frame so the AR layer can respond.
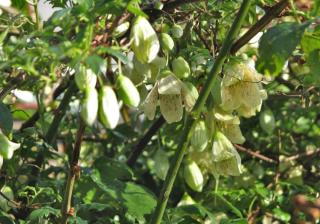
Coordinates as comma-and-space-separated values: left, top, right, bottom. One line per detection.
61, 119, 85, 224
0, 191, 21, 208
0, 73, 25, 101
45, 81, 78, 145
126, 116, 165, 167
149, 1, 251, 223
20, 78, 71, 131
230, 0, 289, 54
234, 144, 277, 164
283, 148, 320, 162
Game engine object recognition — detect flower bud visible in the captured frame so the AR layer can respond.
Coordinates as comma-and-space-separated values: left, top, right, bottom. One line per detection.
154, 1, 163, 10
131, 16, 160, 63
116, 74, 140, 107
171, 24, 183, 38
80, 87, 98, 126
160, 33, 174, 52
75, 64, 97, 91
0, 133, 20, 160
172, 57, 190, 79
112, 22, 130, 38
99, 86, 119, 129
184, 160, 204, 192
191, 120, 208, 152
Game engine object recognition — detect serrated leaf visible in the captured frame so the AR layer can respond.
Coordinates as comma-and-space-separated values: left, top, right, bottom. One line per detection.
90, 173, 156, 221
28, 206, 60, 221
0, 103, 13, 135
257, 22, 310, 76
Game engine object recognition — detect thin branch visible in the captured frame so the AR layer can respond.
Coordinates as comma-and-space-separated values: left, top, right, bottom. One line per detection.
126, 116, 165, 167
234, 144, 277, 164
231, 0, 289, 54
61, 119, 85, 224
20, 78, 71, 131
283, 148, 320, 162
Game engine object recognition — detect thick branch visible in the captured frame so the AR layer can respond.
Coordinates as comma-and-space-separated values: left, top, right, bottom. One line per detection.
61, 120, 85, 224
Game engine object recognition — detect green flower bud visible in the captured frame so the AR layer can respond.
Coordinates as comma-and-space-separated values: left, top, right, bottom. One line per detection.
75, 64, 97, 91
112, 22, 130, 38
171, 24, 183, 38
99, 86, 119, 129
131, 16, 160, 63
191, 120, 208, 152
160, 33, 174, 52
259, 109, 275, 134
172, 57, 190, 79
184, 160, 204, 192
0, 133, 20, 160
80, 87, 98, 126
116, 74, 140, 107
154, 1, 163, 10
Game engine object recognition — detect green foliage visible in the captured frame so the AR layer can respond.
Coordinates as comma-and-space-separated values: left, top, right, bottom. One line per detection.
0, 0, 319, 223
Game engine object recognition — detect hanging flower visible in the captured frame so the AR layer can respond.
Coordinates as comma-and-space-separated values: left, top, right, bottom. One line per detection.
213, 107, 245, 144
142, 72, 198, 123
130, 16, 160, 63
211, 131, 242, 176
0, 133, 20, 160
220, 63, 267, 118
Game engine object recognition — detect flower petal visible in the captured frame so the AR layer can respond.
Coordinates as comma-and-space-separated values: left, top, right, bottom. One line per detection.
158, 75, 181, 95
142, 83, 159, 120
159, 94, 183, 123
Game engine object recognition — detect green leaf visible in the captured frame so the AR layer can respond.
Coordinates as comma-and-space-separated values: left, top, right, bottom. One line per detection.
95, 46, 129, 64
127, 0, 147, 17
93, 157, 133, 181
0, 216, 15, 224
272, 208, 291, 222
213, 193, 243, 218
0, 29, 9, 44
301, 30, 320, 56
28, 206, 60, 221
0, 103, 13, 135
257, 22, 309, 76
68, 216, 88, 224
90, 173, 156, 222
85, 54, 107, 75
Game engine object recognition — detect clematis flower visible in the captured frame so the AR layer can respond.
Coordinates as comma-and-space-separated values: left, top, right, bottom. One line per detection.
220, 63, 267, 118
213, 107, 245, 144
142, 72, 198, 123
211, 131, 241, 176
130, 16, 160, 63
